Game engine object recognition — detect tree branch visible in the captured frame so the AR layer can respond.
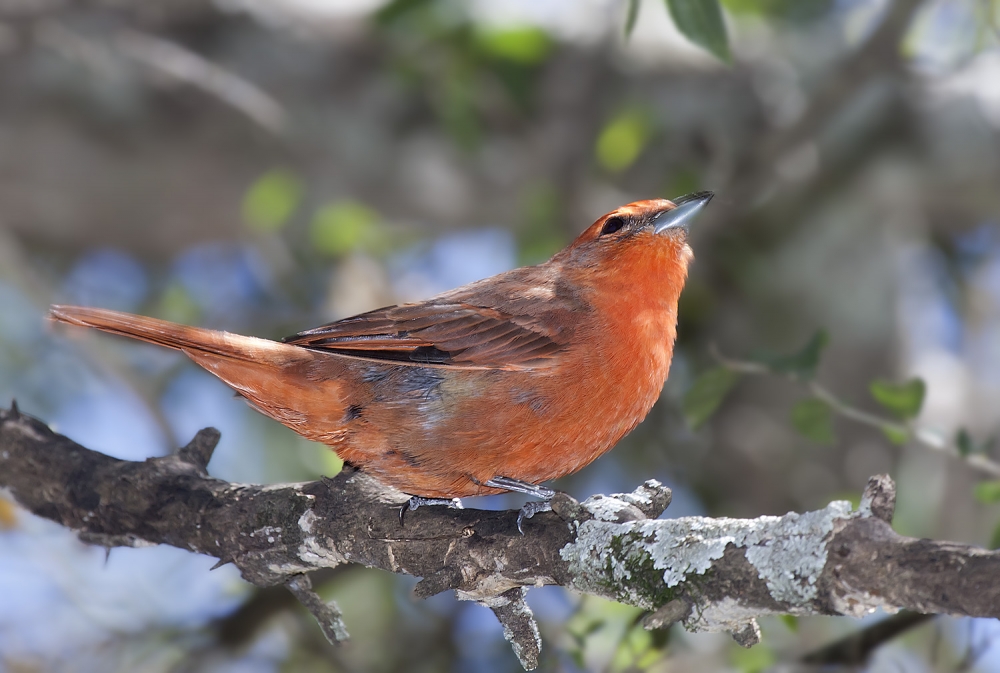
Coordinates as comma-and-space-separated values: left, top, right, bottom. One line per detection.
2, 406, 999, 670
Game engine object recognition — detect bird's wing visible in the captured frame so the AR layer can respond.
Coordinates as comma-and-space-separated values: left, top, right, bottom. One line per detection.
283, 269, 580, 370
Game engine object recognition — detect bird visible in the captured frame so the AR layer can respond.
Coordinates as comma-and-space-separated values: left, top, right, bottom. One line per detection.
50, 192, 712, 514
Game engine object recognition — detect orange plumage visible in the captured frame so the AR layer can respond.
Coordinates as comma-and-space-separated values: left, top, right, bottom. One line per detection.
50, 193, 711, 498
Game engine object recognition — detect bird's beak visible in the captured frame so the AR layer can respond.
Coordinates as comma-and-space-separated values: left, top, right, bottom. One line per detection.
652, 191, 714, 235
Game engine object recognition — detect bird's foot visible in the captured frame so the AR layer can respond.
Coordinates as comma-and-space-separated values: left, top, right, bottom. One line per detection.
486, 476, 557, 535
399, 496, 463, 525
515, 500, 552, 535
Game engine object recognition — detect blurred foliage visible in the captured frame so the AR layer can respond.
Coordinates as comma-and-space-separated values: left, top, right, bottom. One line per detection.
666, 0, 732, 63
374, 0, 553, 149
475, 26, 552, 65
517, 182, 566, 265
869, 378, 927, 420
974, 481, 1000, 505
596, 108, 653, 173
683, 366, 740, 429
242, 169, 303, 233
956, 428, 997, 457
310, 200, 388, 257
625, 0, 642, 37
958, 427, 976, 456
155, 283, 202, 325
790, 397, 836, 445
730, 638, 775, 673
779, 614, 799, 632
564, 597, 669, 671
881, 423, 911, 446
758, 330, 829, 381
721, 0, 834, 22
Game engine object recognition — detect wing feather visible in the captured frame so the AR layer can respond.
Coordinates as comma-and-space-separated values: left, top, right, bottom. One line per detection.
283, 267, 583, 370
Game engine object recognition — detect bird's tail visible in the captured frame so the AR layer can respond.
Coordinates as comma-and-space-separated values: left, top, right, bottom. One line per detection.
49, 306, 344, 438
49, 305, 286, 362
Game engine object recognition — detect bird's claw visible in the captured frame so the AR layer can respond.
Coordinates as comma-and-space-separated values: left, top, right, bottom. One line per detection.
399, 496, 463, 525
516, 500, 552, 535
484, 476, 557, 534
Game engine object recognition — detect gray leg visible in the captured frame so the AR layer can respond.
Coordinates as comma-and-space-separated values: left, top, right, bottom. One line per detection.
485, 476, 555, 499
486, 476, 556, 534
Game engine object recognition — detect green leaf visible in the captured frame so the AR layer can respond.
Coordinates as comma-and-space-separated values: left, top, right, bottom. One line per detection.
665, 0, 731, 63
684, 367, 740, 428
476, 27, 551, 65
310, 200, 385, 257
990, 521, 1000, 550
791, 398, 835, 445
869, 378, 926, 420
625, 0, 641, 38
974, 481, 1000, 505
956, 428, 974, 456
779, 614, 799, 632
880, 424, 910, 446
763, 330, 829, 380
595, 109, 651, 173
242, 168, 302, 232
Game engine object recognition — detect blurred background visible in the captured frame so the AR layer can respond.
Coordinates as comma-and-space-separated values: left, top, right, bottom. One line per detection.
1, 0, 999, 670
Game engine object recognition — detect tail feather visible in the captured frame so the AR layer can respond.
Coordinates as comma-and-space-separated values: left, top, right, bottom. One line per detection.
49, 305, 349, 441
50, 305, 278, 362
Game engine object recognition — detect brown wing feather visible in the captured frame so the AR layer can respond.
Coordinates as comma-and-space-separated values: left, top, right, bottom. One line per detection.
283, 266, 583, 370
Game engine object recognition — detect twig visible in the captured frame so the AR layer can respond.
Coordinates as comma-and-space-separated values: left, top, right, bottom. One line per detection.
114, 28, 287, 134
285, 574, 350, 645
801, 612, 935, 666
711, 347, 1000, 480
31, 21, 288, 135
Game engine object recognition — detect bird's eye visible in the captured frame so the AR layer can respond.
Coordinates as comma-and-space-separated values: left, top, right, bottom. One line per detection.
600, 216, 625, 237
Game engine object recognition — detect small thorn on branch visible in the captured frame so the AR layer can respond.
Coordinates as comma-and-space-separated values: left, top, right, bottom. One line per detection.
286, 574, 349, 645
861, 474, 896, 523
10, 398, 20, 420
177, 427, 221, 471
486, 587, 541, 671
641, 598, 691, 630
210, 556, 234, 571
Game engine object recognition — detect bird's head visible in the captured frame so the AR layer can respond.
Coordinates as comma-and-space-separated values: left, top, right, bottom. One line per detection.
555, 192, 713, 290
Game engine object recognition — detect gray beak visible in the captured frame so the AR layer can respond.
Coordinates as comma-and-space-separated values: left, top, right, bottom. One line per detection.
652, 191, 714, 234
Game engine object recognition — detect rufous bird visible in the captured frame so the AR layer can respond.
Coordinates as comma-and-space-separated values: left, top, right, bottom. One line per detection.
50, 192, 712, 515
